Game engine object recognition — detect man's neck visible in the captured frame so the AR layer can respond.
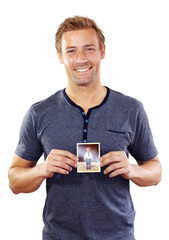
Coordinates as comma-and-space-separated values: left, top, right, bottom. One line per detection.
65, 82, 107, 114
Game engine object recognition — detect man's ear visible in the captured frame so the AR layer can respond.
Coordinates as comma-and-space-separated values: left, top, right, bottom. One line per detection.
101, 44, 106, 60
57, 51, 64, 64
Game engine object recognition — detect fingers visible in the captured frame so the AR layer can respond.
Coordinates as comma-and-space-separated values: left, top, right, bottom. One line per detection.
51, 149, 78, 163
46, 165, 71, 176
103, 162, 124, 175
44, 149, 79, 177
103, 163, 129, 178
46, 158, 73, 174
49, 150, 78, 168
100, 151, 125, 167
100, 151, 131, 178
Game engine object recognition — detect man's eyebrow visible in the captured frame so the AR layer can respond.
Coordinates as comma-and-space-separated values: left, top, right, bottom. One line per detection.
66, 46, 76, 50
66, 44, 96, 50
85, 44, 96, 47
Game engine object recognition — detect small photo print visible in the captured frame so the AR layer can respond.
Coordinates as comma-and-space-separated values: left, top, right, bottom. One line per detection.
77, 143, 100, 173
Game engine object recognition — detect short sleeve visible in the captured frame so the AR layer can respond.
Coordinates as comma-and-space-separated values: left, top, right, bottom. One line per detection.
15, 106, 43, 161
129, 103, 158, 161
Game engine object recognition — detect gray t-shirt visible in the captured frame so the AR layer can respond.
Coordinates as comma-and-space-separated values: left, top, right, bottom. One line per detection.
15, 88, 158, 240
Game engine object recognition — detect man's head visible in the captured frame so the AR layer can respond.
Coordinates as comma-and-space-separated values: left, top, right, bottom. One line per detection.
55, 16, 106, 87
55, 16, 105, 54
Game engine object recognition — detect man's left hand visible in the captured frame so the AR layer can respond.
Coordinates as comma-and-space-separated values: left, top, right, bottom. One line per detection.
100, 151, 135, 179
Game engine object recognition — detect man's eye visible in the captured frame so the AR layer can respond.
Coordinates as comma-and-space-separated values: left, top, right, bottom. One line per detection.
67, 50, 76, 54
87, 48, 94, 51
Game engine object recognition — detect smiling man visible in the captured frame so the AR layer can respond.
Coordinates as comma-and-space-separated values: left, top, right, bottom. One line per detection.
8, 16, 162, 240
59, 28, 105, 87
57, 23, 107, 113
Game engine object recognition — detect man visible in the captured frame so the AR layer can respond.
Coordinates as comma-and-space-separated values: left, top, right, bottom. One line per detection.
8, 16, 162, 240
84, 147, 93, 169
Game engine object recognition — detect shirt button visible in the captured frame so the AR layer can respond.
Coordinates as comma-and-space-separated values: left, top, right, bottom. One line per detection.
83, 129, 87, 133
82, 111, 85, 115
85, 119, 89, 123
83, 139, 87, 143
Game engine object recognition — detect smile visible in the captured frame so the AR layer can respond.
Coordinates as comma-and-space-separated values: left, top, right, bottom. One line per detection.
75, 67, 92, 73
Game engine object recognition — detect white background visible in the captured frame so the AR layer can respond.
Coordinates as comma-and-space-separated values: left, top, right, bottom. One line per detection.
0, 0, 169, 239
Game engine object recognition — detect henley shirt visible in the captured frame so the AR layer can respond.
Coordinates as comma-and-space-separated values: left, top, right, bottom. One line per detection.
15, 87, 158, 240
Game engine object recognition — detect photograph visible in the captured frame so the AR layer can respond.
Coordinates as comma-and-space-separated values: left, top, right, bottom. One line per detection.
77, 143, 100, 173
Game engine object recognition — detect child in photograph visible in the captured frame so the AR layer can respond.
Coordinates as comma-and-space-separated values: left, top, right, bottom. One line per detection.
84, 147, 93, 169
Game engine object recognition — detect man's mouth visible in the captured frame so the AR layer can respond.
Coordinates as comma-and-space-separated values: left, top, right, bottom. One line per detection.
74, 67, 92, 73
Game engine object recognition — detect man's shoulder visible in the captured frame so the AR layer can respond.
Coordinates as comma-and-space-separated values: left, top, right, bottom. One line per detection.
108, 88, 143, 111
30, 89, 64, 116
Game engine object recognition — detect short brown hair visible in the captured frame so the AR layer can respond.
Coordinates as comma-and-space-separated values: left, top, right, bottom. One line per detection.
55, 16, 105, 53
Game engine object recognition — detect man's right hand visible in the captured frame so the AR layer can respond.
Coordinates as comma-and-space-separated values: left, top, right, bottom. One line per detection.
8, 150, 78, 194
41, 149, 79, 178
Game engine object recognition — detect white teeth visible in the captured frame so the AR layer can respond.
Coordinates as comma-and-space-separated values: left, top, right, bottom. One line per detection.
76, 68, 90, 72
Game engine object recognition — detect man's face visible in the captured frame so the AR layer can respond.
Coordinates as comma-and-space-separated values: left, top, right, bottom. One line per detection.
58, 28, 105, 87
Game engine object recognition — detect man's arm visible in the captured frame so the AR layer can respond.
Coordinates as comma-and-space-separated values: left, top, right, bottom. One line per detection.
8, 150, 78, 194
100, 151, 162, 187
8, 154, 45, 194
131, 156, 162, 186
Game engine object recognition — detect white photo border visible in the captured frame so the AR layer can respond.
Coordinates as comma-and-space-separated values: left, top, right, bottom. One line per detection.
77, 142, 100, 173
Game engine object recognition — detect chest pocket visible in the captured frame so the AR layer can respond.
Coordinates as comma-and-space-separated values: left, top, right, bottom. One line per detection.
100, 129, 132, 155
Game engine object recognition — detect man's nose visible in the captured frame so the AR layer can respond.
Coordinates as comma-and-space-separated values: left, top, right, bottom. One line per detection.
76, 50, 87, 63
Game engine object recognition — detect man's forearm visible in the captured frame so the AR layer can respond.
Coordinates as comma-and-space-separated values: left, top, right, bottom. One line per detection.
130, 158, 162, 187
8, 164, 45, 194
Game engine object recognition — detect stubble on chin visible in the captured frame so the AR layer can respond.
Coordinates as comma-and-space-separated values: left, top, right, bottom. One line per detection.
66, 68, 96, 87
